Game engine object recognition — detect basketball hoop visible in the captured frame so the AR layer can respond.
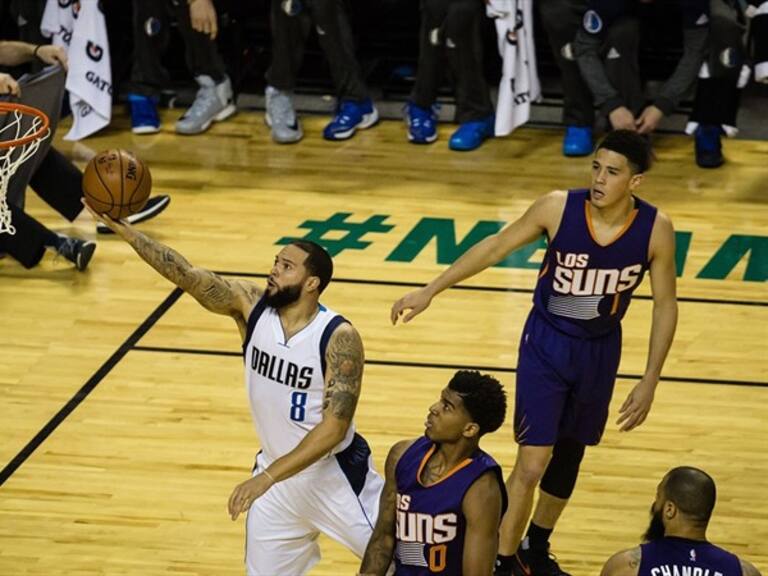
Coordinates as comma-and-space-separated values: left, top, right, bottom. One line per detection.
0, 102, 50, 235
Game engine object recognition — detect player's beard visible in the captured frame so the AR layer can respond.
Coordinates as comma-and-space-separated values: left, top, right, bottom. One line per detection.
643, 504, 666, 542
264, 282, 302, 309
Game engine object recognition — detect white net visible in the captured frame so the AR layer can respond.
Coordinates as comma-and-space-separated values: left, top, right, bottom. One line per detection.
0, 107, 50, 235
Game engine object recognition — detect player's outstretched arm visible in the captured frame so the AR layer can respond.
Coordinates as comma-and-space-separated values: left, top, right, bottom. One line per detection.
228, 323, 364, 519
390, 191, 566, 325
84, 203, 262, 334
600, 547, 641, 576
617, 211, 677, 432
462, 471, 503, 576
358, 439, 413, 576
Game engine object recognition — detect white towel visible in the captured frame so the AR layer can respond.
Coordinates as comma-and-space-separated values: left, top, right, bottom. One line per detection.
41, 0, 112, 141
486, 0, 540, 136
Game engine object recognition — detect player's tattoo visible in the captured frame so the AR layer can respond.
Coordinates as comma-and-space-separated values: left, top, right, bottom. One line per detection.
359, 482, 397, 574
128, 230, 260, 316
323, 325, 363, 420
422, 456, 448, 485
360, 443, 406, 575
628, 548, 641, 569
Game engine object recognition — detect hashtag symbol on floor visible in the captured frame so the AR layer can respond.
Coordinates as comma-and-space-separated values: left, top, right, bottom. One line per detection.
276, 212, 394, 256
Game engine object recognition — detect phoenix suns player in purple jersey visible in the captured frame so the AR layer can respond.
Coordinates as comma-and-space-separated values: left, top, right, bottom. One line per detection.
602, 467, 762, 576
359, 370, 508, 576
391, 130, 678, 576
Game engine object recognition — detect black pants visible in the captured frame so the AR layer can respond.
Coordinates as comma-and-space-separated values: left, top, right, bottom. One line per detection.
266, 0, 368, 101
128, 0, 227, 97
691, 0, 745, 127
411, 0, 493, 123
0, 148, 83, 268
538, 0, 594, 126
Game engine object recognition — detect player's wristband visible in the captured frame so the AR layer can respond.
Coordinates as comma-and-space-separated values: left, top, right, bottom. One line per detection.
32, 45, 43, 60
262, 469, 276, 485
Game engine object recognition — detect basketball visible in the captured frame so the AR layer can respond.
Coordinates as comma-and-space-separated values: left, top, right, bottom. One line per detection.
82, 149, 152, 219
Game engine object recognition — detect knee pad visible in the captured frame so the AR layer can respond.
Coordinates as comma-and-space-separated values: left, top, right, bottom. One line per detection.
539, 437, 585, 499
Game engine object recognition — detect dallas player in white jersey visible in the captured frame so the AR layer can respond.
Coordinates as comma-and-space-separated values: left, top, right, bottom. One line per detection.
88, 206, 384, 575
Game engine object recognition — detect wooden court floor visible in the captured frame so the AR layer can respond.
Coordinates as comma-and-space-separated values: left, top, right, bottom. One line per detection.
1, 110, 766, 575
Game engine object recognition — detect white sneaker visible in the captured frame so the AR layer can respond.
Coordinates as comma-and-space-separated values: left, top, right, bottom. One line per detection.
265, 85, 303, 144
175, 75, 237, 135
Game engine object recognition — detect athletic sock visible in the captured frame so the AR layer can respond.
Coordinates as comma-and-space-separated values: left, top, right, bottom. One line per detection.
527, 522, 553, 551
495, 553, 516, 572
42, 230, 64, 250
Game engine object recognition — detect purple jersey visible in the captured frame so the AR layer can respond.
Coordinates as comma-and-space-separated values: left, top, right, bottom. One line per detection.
394, 436, 506, 575
533, 189, 658, 338
639, 538, 743, 576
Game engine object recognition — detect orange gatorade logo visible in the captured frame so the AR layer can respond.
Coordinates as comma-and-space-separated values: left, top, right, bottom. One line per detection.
552, 251, 643, 296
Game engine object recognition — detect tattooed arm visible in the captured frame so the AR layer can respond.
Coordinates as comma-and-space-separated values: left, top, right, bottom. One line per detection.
85, 207, 262, 338
252, 323, 363, 484
358, 439, 414, 576
600, 547, 641, 576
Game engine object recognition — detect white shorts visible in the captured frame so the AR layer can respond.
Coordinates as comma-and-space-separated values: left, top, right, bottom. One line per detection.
245, 434, 384, 576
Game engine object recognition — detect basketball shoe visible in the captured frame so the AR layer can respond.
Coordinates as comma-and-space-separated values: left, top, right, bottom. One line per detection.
96, 195, 171, 234
694, 125, 724, 168
323, 98, 379, 141
128, 93, 160, 134
507, 544, 572, 576
55, 235, 96, 271
175, 75, 236, 135
562, 126, 593, 157
265, 86, 303, 143
448, 115, 494, 151
405, 101, 439, 144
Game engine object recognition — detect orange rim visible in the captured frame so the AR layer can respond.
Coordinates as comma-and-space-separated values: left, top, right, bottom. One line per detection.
0, 102, 50, 149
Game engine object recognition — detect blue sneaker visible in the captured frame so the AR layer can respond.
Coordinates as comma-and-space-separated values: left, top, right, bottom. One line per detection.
405, 102, 439, 144
563, 126, 593, 157
694, 125, 724, 168
323, 98, 379, 141
128, 93, 160, 134
448, 115, 495, 151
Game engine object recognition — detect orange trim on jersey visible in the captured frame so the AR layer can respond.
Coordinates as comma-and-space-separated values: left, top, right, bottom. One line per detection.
610, 293, 620, 315
416, 444, 473, 488
584, 202, 639, 247
538, 261, 550, 279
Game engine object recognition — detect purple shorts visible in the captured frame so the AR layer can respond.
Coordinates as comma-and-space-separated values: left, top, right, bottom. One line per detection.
514, 310, 621, 446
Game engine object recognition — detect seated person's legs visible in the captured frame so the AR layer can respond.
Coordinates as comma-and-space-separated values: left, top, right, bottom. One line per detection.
443, 0, 494, 151
127, 0, 171, 133
690, 0, 746, 168
172, 0, 236, 135
538, 0, 595, 156
265, 0, 311, 144
602, 15, 643, 118
406, 0, 447, 145
310, 0, 379, 141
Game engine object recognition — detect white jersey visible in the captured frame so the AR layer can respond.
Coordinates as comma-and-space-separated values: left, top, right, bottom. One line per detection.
242, 299, 356, 469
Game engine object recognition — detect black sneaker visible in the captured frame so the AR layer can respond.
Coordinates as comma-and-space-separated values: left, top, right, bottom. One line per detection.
56, 235, 96, 271
694, 125, 724, 169
516, 546, 572, 576
96, 194, 170, 234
